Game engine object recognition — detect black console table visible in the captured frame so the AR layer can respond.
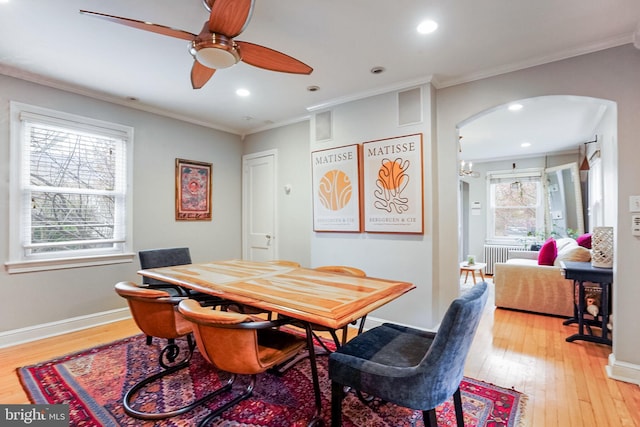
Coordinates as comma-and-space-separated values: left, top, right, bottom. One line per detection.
560, 261, 612, 345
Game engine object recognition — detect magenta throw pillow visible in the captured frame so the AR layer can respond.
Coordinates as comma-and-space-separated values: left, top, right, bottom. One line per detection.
576, 233, 592, 249
538, 238, 557, 266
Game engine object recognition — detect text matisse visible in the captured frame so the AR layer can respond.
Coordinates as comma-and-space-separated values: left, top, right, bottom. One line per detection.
366, 141, 416, 157
314, 150, 354, 165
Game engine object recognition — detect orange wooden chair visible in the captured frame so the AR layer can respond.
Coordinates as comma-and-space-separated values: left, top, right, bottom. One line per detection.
115, 281, 224, 420
178, 299, 307, 426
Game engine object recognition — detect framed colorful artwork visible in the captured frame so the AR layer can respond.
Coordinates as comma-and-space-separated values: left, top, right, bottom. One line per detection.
311, 144, 362, 232
175, 158, 212, 221
362, 133, 424, 233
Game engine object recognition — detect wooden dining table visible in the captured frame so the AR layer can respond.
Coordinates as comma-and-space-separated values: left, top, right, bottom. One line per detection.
137, 259, 415, 425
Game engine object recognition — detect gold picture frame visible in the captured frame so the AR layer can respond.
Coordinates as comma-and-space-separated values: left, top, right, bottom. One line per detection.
175, 158, 212, 221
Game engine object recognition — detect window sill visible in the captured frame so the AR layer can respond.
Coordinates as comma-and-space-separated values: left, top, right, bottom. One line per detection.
4, 252, 136, 274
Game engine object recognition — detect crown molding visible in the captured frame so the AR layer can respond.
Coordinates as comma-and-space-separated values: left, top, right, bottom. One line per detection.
435, 34, 633, 89
0, 64, 240, 135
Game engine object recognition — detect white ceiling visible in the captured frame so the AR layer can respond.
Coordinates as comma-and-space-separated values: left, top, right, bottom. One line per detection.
459, 95, 610, 163
1, 0, 639, 149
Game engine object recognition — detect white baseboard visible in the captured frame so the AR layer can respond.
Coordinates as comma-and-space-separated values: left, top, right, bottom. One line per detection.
606, 353, 640, 386
0, 308, 131, 349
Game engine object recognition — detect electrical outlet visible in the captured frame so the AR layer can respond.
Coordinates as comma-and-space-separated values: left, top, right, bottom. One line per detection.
633, 214, 640, 236
630, 196, 640, 212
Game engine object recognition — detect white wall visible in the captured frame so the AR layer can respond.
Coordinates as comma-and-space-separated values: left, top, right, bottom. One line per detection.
242, 121, 312, 266
0, 74, 243, 334
308, 84, 441, 329
599, 106, 618, 227
245, 85, 441, 329
437, 44, 640, 384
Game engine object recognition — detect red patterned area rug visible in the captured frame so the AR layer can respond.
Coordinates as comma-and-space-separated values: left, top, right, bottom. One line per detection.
19, 334, 526, 426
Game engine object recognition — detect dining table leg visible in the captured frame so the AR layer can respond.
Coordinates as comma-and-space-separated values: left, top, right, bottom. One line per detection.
304, 322, 324, 426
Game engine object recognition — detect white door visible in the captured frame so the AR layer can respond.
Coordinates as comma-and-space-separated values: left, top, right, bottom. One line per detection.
242, 150, 277, 261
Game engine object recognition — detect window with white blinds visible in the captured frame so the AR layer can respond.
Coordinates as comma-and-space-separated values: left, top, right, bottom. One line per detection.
486, 169, 544, 242
7, 102, 134, 273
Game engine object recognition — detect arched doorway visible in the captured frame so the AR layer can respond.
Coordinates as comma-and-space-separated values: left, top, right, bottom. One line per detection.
456, 95, 617, 282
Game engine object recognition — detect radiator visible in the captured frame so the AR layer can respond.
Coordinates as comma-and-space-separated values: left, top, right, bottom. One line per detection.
483, 245, 526, 275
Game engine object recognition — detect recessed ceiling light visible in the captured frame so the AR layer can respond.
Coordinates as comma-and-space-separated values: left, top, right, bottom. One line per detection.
521, 142, 531, 147
370, 66, 385, 74
508, 103, 523, 111
307, 85, 320, 92
417, 20, 438, 34
236, 88, 250, 97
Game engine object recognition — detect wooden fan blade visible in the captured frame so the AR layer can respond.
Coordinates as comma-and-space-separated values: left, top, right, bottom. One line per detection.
236, 41, 312, 74
80, 10, 196, 41
191, 61, 216, 89
208, 0, 254, 38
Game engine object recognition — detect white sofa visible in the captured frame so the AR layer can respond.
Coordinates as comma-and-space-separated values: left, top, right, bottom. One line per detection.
493, 239, 591, 317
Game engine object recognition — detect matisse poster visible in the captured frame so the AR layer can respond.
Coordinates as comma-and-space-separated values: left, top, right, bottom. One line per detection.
311, 144, 362, 232
362, 134, 424, 233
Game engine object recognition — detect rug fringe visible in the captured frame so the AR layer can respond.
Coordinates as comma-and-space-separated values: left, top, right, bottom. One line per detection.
514, 391, 529, 427
16, 368, 37, 404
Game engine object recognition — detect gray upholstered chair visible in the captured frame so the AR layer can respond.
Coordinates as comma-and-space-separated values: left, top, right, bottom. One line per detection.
138, 247, 195, 296
329, 282, 489, 427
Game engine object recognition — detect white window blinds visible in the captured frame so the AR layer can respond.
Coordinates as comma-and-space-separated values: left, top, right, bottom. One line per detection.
486, 169, 544, 240
8, 102, 134, 272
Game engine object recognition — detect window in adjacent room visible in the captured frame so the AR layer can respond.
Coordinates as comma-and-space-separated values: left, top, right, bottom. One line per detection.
487, 168, 544, 242
7, 102, 134, 273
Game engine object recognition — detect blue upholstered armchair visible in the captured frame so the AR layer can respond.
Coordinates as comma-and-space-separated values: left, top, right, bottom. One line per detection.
329, 282, 488, 427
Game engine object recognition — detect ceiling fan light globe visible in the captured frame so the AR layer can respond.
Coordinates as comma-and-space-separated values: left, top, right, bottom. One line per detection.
195, 47, 239, 69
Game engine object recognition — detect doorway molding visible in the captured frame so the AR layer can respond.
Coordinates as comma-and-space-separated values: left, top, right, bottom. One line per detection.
242, 149, 279, 261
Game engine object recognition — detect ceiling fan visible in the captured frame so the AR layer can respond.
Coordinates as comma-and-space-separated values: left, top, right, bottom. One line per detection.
80, 0, 313, 89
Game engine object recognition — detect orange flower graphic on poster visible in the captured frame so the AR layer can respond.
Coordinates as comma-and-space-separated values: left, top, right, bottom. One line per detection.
374, 158, 410, 213
318, 169, 353, 211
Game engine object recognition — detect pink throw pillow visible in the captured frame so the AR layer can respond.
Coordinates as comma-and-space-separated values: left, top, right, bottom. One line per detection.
538, 238, 557, 266
576, 233, 592, 249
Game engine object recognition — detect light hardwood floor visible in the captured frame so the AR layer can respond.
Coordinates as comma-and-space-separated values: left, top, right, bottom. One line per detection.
1, 283, 638, 426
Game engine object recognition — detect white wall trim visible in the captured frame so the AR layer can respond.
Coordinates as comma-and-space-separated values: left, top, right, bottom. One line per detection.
607, 353, 640, 386
0, 308, 131, 349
